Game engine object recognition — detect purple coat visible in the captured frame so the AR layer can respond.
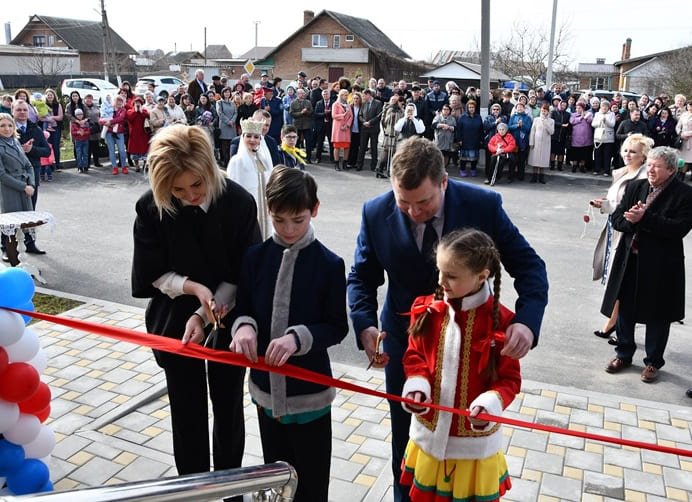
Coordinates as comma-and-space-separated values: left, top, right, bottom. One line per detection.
570, 112, 593, 147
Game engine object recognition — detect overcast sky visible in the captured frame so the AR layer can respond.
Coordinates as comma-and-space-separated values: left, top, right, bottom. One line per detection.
4, 0, 691, 68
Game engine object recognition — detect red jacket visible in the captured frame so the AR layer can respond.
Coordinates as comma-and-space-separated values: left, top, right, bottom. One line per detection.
487, 132, 516, 154
70, 121, 90, 142
126, 108, 151, 155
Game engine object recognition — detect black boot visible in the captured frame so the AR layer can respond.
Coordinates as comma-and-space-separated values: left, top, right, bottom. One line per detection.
557, 161, 563, 171
549, 160, 555, 171
538, 172, 546, 184
530, 173, 538, 183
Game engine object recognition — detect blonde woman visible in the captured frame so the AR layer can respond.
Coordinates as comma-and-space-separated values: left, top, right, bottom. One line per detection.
331, 89, 353, 171
132, 124, 261, 477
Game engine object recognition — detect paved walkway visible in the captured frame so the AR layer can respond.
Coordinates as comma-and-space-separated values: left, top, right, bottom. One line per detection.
31, 290, 692, 501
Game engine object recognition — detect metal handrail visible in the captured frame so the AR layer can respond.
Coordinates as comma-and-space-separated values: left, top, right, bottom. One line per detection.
0, 462, 298, 502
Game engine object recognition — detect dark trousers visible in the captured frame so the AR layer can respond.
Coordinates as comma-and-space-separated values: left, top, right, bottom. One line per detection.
615, 254, 671, 368
594, 142, 614, 175
358, 128, 379, 169
487, 154, 514, 182
313, 123, 333, 162
219, 139, 231, 167
383, 332, 412, 502
158, 335, 245, 475
516, 149, 528, 179
48, 125, 62, 169
297, 128, 313, 160
348, 131, 361, 166
88, 139, 102, 166
257, 409, 332, 502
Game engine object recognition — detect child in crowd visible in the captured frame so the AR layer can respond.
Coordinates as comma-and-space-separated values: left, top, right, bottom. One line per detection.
230, 166, 348, 502
38, 130, 55, 181
70, 108, 91, 173
278, 124, 306, 169
31, 93, 50, 130
0, 95, 13, 114
400, 229, 521, 502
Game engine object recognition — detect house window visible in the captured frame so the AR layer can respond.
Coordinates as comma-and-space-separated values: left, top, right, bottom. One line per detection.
345, 34, 354, 42
333, 35, 341, 49
32, 35, 46, 47
312, 34, 328, 48
590, 76, 609, 90
48, 35, 55, 46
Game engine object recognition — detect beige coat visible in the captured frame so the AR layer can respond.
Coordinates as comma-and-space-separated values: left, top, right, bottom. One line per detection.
676, 111, 692, 163
527, 115, 554, 167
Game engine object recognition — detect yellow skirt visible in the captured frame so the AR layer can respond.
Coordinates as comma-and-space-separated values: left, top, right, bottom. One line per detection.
401, 440, 511, 502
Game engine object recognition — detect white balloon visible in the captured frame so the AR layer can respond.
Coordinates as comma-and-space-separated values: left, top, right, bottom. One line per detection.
4, 327, 39, 363
0, 310, 24, 347
27, 348, 48, 374
0, 399, 20, 434
23, 425, 55, 459
4, 413, 40, 445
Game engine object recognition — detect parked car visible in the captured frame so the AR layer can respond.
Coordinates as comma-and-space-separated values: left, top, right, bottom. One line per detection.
134, 76, 185, 99
576, 89, 641, 102
60, 78, 119, 105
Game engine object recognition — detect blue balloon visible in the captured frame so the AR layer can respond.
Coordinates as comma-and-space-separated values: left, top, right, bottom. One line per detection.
6, 458, 49, 495
18, 301, 34, 325
0, 439, 25, 476
0, 268, 35, 308
39, 479, 53, 492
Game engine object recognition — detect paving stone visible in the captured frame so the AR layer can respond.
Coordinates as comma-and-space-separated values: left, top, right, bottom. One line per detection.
571, 409, 603, 428
565, 449, 602, 472
114, 411, 159, 432
539, 472, 582, 501
114, 380, 156, 397
87, 357, 123, 372
84, 440, 122, 460
547, 433, 584, 451
620, 424, 656, 444
101, 367, 139, 384
670, 407, 692, 421
348, 394, 384, 408
535, 410, 569, 429
332, 439, 359, 460
113, 428, 150, 445
521, 383, 542, 395
115, 456, 171, 482
636, 406, 670, 424
53, 435, 92, 460
524, 450, 563, 474
330, 456, 363, 482
502, 477, 539, 501
641, 449, 680, 468
663, 465, 692, 491
603, 407, 637, 426
509, 429, 548, 451
506, 398, 522, 412
504, 454, 524, 477
67, 337, 102, 351
144, 430, 174, 455
70, 456, 124, 485
74, 388, 118, 407
556, 393, 588, 410
87, 401, 119, 419
583, 471, 625, 498
332, 421, 356, 440
587, 395, 621, 409
79, 347, 113, 361
522, 394, 555, 411
49, 398, 81, 418
47, 457, 78, 482
349, 405, 388, 423
603, 446, 641, 470
623, 468, 665, 496
357, 438, 391, 459
328, 478, 367, 502
51, 358, 87, 374
50, 413, 94, 434
361, 455, 388, 477
655, 423, 691, 443
354, 421, 390, 441
244, 433, 263, 457
63, 376, 103, 394
331, 406, 351, 422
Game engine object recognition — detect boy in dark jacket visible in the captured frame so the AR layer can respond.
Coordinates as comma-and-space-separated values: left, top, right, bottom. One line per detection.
230, 166, 348, 502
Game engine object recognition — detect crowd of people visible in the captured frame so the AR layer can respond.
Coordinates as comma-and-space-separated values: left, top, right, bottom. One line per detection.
2, 68, 692, 502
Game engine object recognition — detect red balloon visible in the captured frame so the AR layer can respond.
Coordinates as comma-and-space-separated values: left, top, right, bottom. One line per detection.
0, 347, 8, 375
0, 362, 39, 403
35, 404, 51, 423
19, 382, 51, 414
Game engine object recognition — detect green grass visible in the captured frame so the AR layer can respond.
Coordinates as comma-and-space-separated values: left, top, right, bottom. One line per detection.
60, 134, 75, 161
32, 292, 83, 317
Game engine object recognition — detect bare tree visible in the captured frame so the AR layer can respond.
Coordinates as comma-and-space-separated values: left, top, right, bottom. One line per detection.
656, 46, 692, 98
22, 50, 71, 76
491, 21, 572, 87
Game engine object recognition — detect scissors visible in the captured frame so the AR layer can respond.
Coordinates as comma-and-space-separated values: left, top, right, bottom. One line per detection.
204, 299, 225, 349
366, 331, 384, 370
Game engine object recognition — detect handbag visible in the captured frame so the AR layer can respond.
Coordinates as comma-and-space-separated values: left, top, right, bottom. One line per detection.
673, 135, 683, 149
144, 118, 152, 135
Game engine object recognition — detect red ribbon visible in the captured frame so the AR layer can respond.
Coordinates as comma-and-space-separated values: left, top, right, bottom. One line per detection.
4, 307, 692, 458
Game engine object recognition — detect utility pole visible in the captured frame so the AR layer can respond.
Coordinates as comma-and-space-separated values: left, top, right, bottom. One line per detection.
100, 0, 108, 80
100, 0, 120, 84
480, 0, 490, 115
254, 21, 260, 47
204, 26, 207, 65
546, 0, 558, 89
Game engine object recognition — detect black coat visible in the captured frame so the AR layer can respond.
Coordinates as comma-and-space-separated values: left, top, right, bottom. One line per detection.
132, 179, 261, 365
601, 177, 692, 322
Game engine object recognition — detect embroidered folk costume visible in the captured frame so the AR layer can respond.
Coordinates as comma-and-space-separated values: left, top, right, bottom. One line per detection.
401, 282, 521, 502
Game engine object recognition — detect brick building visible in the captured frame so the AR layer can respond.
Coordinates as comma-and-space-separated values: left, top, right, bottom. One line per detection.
11, 14, 137, 74
257, 10, 428, 84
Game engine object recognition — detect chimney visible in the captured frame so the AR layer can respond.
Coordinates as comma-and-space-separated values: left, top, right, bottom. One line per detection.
303, 10, 314, 25
5, 22, 11, 45
596, 58, 605, 65
621, 38, 632, 61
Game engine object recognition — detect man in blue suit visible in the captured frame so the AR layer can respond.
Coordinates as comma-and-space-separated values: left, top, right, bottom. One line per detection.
347, 137, 548, 502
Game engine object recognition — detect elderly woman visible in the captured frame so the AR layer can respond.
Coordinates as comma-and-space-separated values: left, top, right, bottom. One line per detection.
603, 146, 692, 383
455, 99, 483, 177
568, 101, 593, 173
591, 100, 617, 176
216, 87, 238, 167
331, 89, 353, 171
433, 104, 457, 167
486, 121, 517, 185
591, 134, 653, 344
527, 104, 555, 184
675, 101, 692, 180
132, 124, 261, 479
